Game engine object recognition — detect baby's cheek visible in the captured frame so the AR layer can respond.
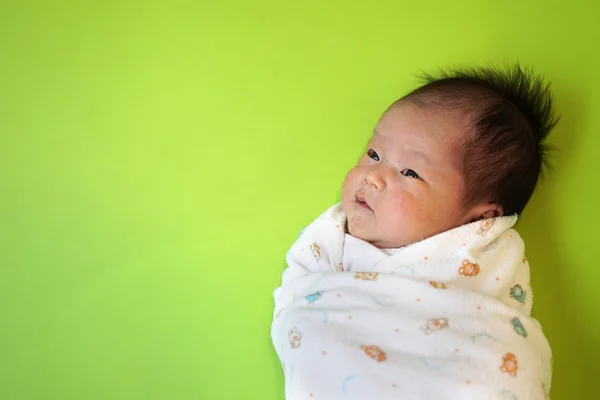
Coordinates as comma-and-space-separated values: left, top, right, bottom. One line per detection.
340, 177, 354, 203
341, 169, 362, 197
387, 192, 432, 229
391, 190, 423, 216
340, 174, 357, 213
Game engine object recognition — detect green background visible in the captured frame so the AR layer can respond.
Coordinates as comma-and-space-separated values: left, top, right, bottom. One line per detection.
1, 1, 598, 399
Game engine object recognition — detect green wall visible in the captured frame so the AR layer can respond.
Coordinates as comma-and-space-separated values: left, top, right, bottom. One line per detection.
1, 1, 598, 399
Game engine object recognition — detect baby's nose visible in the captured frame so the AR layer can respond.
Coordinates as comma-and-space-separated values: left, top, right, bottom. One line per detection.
364, 169, 387, 190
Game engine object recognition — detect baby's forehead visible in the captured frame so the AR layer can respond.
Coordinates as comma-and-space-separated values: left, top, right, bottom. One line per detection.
374, 103, 469, 148
372, 102, 470, 171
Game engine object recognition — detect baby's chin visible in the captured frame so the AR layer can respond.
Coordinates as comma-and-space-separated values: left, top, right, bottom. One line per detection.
343, 202, 414, 248
346, 219, 409, 249
369, 237, 412, 249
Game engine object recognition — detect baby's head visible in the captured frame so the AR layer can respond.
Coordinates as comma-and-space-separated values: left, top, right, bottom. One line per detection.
341, 64, 559, 248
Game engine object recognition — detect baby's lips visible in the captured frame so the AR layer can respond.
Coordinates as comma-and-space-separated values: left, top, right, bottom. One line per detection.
354, 190, 366, 202
355, 191, 373, 210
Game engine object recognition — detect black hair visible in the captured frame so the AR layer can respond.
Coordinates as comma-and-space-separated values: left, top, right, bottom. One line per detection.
400, 63, 559, 215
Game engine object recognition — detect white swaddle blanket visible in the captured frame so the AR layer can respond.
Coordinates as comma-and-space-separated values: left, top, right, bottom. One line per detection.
271, 204, 552, 400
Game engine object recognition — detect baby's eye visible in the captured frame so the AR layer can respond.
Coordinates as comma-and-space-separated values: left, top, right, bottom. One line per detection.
401, 169, 421, 180
367, 149, 380, 161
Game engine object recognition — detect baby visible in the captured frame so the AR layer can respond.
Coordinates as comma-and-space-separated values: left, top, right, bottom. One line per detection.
271, 64, 558, 400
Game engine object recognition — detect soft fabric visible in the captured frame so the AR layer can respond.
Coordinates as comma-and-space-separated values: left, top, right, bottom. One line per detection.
271, 204, 552, 400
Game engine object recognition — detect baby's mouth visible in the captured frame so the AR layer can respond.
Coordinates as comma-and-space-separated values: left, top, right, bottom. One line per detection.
355, 193, 372, 211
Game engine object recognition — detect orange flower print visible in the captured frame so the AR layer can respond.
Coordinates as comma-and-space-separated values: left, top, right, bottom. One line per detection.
288, 327, 302, 349
500, 353, 518, 377
477, 218, 495, 236
361, 345, 387, 362
458, 260, 480, 277
421, 318, 450, 334
310, 242, 321, 262
429, 281, 448, 289
355, 272, 379, 281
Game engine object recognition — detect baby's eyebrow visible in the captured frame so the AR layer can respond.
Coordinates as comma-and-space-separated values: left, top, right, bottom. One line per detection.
408, 149, 433, 165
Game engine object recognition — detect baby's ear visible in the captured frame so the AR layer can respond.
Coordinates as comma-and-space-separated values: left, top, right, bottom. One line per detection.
467, 203, 504, 222
481, 206, 503, 219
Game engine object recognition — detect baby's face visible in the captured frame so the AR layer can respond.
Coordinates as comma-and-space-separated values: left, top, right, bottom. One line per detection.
342, 101, 476, 248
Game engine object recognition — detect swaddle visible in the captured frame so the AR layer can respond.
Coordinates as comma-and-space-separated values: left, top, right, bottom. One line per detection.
271, 204, 552, 400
